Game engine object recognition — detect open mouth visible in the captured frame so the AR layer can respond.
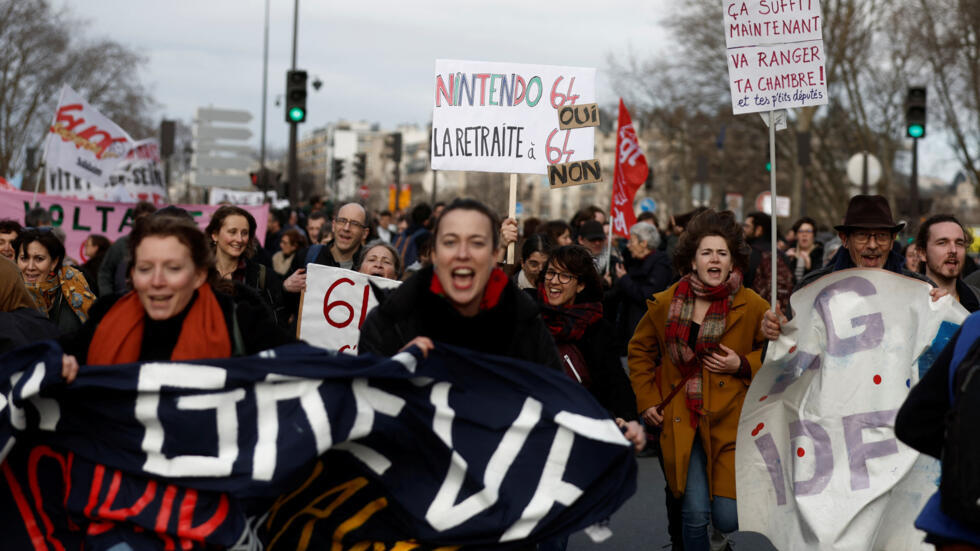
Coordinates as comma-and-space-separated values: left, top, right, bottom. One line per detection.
547, 285, 563, 301
860, 254, 881, 266
451, 267, 475, 289
706, 267, 722, 277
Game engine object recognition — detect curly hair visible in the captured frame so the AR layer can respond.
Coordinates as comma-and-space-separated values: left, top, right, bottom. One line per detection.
672, 209, 750, 276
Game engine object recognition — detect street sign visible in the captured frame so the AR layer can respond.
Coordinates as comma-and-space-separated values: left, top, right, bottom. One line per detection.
639, 198, 657, 212
194, 106, 254, 189
755, 191, 791, 217
515, 202, 524, 216
357, 185, 370, 200
197, 108, 252, 123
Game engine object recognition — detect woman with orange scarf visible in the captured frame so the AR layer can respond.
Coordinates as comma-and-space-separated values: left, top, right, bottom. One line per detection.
60, 214, 293, 380
628, 209, 768, 551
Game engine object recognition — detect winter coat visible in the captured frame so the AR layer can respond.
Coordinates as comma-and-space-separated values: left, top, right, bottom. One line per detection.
628, 281, 769, 499
552, 314, 639, 421
613, 249, 673, 350
359, 264, 563, 373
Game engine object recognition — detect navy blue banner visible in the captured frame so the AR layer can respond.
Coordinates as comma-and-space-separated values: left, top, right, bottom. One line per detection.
0, 341, 635, 550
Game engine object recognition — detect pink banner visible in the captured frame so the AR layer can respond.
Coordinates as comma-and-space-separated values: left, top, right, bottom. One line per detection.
0, 189, 268, 263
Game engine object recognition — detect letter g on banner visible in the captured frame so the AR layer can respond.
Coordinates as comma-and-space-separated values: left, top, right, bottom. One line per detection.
814, 276, 884, 356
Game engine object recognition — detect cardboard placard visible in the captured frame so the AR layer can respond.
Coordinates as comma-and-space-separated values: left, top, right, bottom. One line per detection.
548, 159, 601, 188
557, 102, 600, 130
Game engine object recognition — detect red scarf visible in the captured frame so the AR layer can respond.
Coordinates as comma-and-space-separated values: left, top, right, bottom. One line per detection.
663, 270, 742, 426
429, 267, 509, 312
88, 283, 231, 365
537, 284, 603, 341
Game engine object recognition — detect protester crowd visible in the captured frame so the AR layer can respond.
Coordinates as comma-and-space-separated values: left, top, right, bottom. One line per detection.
1, 191, 979, 550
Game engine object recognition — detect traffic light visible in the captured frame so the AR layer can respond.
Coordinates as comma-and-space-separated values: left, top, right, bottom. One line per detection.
383, 133, 402, 162
285, 70, 308, 123
331, 158, 345, 181
906, 86, 926, 138
765, 161, 771, 172
353, 152, 366, 181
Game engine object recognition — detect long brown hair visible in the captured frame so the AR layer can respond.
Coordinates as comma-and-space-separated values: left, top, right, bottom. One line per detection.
205, 205, 258, 259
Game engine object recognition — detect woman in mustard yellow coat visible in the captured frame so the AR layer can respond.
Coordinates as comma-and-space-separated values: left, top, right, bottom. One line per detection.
628, 209, 769, 551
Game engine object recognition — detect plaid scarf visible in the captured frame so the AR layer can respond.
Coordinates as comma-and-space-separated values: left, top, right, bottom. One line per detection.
664, 269, 742, 427
538, 288, 603, 342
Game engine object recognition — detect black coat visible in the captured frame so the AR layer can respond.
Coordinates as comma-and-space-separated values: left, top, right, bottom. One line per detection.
240, 258, 287, 327
552, 316, 639, 421
612, 250, 673, 349
59, 282, 295, 364
0, 308, 61, 354
358, 265, 563, 373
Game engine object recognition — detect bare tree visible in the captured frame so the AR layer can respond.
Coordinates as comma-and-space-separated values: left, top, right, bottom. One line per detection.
0, 0, 157, 178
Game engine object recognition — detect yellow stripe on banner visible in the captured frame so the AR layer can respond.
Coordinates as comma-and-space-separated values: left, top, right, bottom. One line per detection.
266, 460, 325, 529
266, 476, 370, 551
329, 497, 388, 551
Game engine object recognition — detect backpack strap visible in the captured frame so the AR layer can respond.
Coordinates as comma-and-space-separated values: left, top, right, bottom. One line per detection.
229, 301, 246, 356
305, 244, 324, 266
257, 263, 267, 291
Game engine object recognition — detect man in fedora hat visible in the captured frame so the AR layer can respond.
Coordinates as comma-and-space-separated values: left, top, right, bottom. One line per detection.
761, 195, 935, 339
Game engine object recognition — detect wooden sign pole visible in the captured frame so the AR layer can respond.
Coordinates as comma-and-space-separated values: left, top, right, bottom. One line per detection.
507, 173, 517, 264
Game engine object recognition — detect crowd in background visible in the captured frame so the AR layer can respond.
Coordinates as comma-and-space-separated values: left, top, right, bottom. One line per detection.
1, 192, 979, 550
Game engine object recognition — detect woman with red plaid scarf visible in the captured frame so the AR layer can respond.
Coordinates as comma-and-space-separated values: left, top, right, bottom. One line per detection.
628, 209, 769, 551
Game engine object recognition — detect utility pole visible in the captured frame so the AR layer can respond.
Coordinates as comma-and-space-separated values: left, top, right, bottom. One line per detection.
259, 0, 270, 196
287, 0, 299, 203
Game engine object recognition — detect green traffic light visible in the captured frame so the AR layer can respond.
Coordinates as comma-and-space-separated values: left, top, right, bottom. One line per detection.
908, 124, 924, 138
288, 107, 305, 122
765, 161, 771, 172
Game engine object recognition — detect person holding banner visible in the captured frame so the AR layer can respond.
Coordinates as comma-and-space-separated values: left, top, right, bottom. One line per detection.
206, 205, 286, 327
59, 215, 294, 377
628, 209, 768, 551
359, 198, 562, 372
356, 240, 402, 280
14, 228, 96, 334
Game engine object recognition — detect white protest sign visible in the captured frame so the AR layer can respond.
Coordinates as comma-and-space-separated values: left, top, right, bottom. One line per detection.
46, 138, 168, 204
43, 85, 135, 188
736, 269, 967, 551
208, 187, 277, 206
723, 1, 828, 115
431, 59, 596, 174
299, 264, 401, 354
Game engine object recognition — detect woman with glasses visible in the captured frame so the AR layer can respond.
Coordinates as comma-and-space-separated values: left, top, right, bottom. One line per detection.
205, 205, 286, 327
628, 209, 769, 551
13, 228, 96, 334
785, 217, 823, 281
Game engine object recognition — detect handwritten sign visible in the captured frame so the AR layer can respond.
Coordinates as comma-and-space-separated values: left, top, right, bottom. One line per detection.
431, 60, 596, 174
0, 188, 268, 263
736, 269, 967, 550
548, 159, 602, 189
723, 1, 828, 115
558, 102, 600, 130
299, 264, 401, 354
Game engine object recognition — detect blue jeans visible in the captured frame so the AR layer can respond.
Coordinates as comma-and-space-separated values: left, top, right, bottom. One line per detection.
681, 434, 737, 551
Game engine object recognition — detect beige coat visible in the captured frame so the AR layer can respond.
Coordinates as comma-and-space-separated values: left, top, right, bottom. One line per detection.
628, 282, 769, 499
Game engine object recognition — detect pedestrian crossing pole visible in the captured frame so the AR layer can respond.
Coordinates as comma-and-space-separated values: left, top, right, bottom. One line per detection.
768, 108, 778, 312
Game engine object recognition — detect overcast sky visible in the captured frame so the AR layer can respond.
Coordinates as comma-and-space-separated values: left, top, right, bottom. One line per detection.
58, 0, 958, 181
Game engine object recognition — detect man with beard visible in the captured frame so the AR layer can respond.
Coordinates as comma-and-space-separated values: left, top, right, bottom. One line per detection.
761, 195, 937, 339
920, 214, 980, 312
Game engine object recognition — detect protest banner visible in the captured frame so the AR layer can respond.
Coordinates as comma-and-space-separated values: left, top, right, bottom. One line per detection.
0, 188, 268, 263
736, 269, 968, 550
43, 85, 135, 188
723, 1, 828, 115
299, 264, 401, 353
0, 340, 636, 549
431, 60, 596, 174
208, 186, 278, 206
46, 138, 168, 203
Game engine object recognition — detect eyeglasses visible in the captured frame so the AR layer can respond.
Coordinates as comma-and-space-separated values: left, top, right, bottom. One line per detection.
334, 217, 366, 230
22, 226, 53, 233
850, 230, 893, 244
544, 269, 576, 284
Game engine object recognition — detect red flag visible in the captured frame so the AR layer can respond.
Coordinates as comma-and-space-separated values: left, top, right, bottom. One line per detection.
610, 99, 649, 238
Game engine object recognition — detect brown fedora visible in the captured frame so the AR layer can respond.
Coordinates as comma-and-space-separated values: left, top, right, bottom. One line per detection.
833, 195, 906, 233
